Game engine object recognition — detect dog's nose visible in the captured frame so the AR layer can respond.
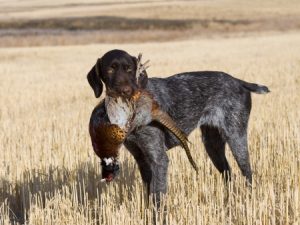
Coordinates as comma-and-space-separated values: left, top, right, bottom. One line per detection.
121, 86, 133, 97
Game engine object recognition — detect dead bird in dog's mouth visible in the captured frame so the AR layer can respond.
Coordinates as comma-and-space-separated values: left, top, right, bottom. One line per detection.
88, 53, 198, 182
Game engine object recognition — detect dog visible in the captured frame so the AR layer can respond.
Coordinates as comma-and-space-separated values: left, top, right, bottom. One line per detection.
87, 49, 269, 205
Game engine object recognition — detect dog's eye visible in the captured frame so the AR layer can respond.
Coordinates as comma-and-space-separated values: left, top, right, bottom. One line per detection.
107, 68, 114, 74
125, 66, 132, 73
108, 63, 118, 74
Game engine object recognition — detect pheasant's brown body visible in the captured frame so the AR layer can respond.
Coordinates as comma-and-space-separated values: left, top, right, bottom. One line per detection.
89, 114, 126, 159
90, 90, 198, 172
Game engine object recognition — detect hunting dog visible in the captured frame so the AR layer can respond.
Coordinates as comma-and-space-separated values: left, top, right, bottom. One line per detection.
87, 49, 269, 205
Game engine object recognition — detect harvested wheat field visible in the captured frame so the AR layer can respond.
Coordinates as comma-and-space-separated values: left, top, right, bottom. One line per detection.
0, 0, 300, 225
1, 31, 300, 225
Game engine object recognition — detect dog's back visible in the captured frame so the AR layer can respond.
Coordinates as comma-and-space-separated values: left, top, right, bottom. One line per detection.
145, 71, 269, 148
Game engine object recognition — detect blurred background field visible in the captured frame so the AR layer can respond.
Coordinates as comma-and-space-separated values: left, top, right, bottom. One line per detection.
1, 0, 300, 46
0, 0, 299, 224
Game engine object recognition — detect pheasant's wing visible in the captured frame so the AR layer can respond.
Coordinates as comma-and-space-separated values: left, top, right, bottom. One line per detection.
89, 102, 126, 159
90, 123, 126, 159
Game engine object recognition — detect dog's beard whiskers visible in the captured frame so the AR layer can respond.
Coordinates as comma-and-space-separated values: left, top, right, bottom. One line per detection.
106, 88, 122, 98
106, 88, 134, 99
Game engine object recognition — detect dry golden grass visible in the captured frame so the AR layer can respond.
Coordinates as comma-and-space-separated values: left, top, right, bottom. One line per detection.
0, 30, 299, 224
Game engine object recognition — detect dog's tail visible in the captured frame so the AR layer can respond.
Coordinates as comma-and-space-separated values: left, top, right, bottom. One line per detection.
240, 80, 270, 94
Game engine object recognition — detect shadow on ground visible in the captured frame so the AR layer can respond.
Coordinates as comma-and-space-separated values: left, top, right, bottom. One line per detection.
0, 160, 139, 224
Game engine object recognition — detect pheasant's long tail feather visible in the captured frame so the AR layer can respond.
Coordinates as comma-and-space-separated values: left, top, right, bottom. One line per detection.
152, 111, 199, 173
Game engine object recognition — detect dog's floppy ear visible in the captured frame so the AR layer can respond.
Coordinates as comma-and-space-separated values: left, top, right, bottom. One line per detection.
132, 56, 148, 89
87, 59, 103, 98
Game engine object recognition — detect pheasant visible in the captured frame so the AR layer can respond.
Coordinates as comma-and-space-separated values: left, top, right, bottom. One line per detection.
89, 54, 198, 182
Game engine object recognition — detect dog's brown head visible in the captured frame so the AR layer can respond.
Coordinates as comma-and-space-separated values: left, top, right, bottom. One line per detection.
87, 49, 148, 99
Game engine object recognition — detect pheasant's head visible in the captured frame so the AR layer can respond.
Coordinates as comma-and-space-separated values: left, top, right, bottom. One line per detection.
101, 157, 120, 182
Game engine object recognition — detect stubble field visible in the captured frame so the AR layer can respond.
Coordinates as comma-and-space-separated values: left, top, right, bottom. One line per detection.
0, 1, 300, 225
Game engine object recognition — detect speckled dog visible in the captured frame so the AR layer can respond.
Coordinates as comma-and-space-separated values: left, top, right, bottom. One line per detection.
87, 49, 270, 205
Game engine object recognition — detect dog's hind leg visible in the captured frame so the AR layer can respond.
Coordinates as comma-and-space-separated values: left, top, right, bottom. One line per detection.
226, 130, 252, 185
200, 125, 231, 183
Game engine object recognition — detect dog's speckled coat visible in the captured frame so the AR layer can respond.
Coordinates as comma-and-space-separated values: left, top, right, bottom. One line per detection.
88, 49, 269, 206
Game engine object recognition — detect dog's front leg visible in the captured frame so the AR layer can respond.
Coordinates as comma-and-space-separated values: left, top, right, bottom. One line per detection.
127, 126, 168, 223
147, 150, 169, 225
147, 148, 169, 208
